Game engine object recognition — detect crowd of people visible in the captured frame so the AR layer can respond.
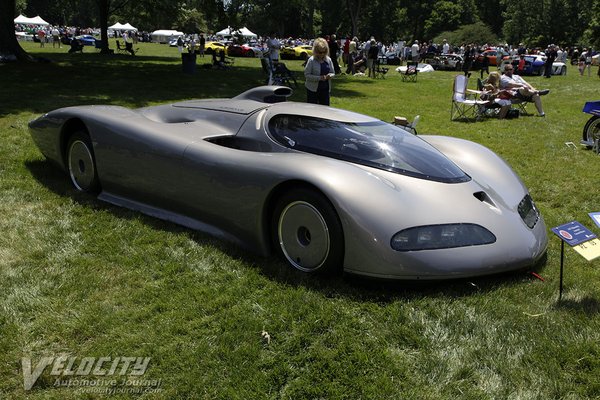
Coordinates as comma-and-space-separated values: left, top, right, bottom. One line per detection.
14, 22, 599, 114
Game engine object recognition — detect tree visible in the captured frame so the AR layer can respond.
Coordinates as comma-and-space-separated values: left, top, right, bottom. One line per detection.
0, 0, 33, 61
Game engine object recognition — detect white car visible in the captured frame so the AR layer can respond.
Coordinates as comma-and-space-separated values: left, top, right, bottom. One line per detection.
500, 54, 567, 75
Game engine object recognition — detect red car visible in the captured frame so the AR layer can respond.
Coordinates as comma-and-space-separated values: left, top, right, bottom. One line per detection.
226, 43, 262, 58
476, 49, 509, 66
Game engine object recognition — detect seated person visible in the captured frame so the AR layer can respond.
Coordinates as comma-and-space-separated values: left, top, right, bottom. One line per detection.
500, 65, 549, 117
480, 72, 512, 119
68, 37, 83, 53
125, 41, 135, 56
212, 50, 231, 69
352, 51, 367, 73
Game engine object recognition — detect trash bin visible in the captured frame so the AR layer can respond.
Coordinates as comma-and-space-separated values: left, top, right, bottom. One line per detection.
182, 53, 196, 74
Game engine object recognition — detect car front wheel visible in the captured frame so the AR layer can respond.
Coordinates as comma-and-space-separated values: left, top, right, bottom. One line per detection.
583, 115, 600, 146
66, 131, 100, 193
272, 188, 343, 274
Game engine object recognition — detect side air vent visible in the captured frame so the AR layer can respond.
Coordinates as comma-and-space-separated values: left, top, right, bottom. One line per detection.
233, 86, 293, 103
473, 191, 497, 208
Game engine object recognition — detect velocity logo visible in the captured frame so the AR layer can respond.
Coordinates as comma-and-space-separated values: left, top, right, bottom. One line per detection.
22, 356, 151, 390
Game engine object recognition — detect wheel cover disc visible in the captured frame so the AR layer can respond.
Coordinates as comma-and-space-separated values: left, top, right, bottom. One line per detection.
278, 201, 330, 272
68, 140, 95, 191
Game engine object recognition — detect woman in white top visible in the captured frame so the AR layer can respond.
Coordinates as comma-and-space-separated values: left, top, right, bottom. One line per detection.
304, 38, 335, 105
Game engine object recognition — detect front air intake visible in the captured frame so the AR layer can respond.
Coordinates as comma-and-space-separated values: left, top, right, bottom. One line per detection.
233, 86, 293, 103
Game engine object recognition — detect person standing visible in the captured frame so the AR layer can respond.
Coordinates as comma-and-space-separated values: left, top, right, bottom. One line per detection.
304, 38, 335, 106
329, 34, 341, 74
346, 36, 358, 74
585, 48, 593, 77
199, 34, 205, 57
462, 45, 472, 76
51, 27, 60, 48
442, 39, 449, 54
367, 38, 378, 78
411, 40, 419, 62
37, 29, 46, 47
544, 44, 557, 78
267, 32, 281, 63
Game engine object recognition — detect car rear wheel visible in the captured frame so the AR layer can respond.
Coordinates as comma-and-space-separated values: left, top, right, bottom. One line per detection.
67, 131, 100, 193
247, 50, 254, 58
583, 115, 600, 146
301, 52, 308, 61
272, 188, 343, 274
560, 66, 567, 75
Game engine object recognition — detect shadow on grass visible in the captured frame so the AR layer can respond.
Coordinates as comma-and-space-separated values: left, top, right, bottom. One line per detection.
26, 156, 549, 302
554, 296, 600, 315
1, 54, 264, 117
258, 253, 549, 302
2, 52, 373, 117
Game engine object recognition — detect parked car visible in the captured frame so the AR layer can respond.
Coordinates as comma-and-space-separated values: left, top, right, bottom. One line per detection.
75, 35, 98, 46
379, 51, 401, 65
204, 41, 228, 55
476, 49, 509, 66
280, 45, 313, 60
28, 85, 547, 280
581, 100, 600, 147
428, 54, 464, 71
227, 43, 262, 57
500, 55, 567, 75
168, 37, 184, 47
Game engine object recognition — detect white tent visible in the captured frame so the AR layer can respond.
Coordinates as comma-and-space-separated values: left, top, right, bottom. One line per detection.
121, 23, 137, 31
14, 14, 49, 26
216, 26, 257, 39
237, 27, 257, 38
109, 22, 137, 31
151, 29, 184, 44
108, 22, 126, 30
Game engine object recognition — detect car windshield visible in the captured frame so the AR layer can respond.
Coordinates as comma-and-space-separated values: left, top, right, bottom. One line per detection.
268, 115, 470, 183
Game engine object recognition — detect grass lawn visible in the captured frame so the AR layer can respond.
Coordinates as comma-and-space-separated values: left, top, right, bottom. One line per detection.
2, 41, 600, 399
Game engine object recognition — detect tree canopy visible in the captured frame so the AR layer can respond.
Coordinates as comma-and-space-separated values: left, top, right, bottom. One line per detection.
8, 0, 600, 48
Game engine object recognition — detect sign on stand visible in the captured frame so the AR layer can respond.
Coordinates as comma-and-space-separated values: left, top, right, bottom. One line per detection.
551, 218, 600, 300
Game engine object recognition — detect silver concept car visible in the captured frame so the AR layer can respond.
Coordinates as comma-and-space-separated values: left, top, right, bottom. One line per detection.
29, 86, 548, 279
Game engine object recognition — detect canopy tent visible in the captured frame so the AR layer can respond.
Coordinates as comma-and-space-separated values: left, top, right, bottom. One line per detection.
108, 22, 126, 30
216, 26, 257, 39
109, 22, 137, 31
14, 14, 49, 26
121, 23, 137, 31
151, 29, 184, 44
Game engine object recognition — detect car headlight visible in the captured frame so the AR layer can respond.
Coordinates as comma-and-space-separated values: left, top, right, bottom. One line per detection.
518, 194, 540, 229
391, 224, 496, 251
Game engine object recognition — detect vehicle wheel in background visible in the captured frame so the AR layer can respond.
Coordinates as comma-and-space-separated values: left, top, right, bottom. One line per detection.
583, 115, 600, 146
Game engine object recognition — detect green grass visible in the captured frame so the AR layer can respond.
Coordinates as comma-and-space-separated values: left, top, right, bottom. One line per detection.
2, 41, 600, 399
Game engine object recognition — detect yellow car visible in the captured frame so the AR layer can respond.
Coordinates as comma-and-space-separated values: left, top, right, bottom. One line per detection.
203, 41, 228, 55
280, 45, 312, 60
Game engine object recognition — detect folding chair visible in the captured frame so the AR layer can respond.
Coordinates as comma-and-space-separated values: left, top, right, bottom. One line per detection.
451, 75, 492, 121
124, 41, 138, 56
401, 61, 418, 82
115, 40, 128, 55
261, 58, 297, 87
374, 59, 389, 79
510, 96, 531, 115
